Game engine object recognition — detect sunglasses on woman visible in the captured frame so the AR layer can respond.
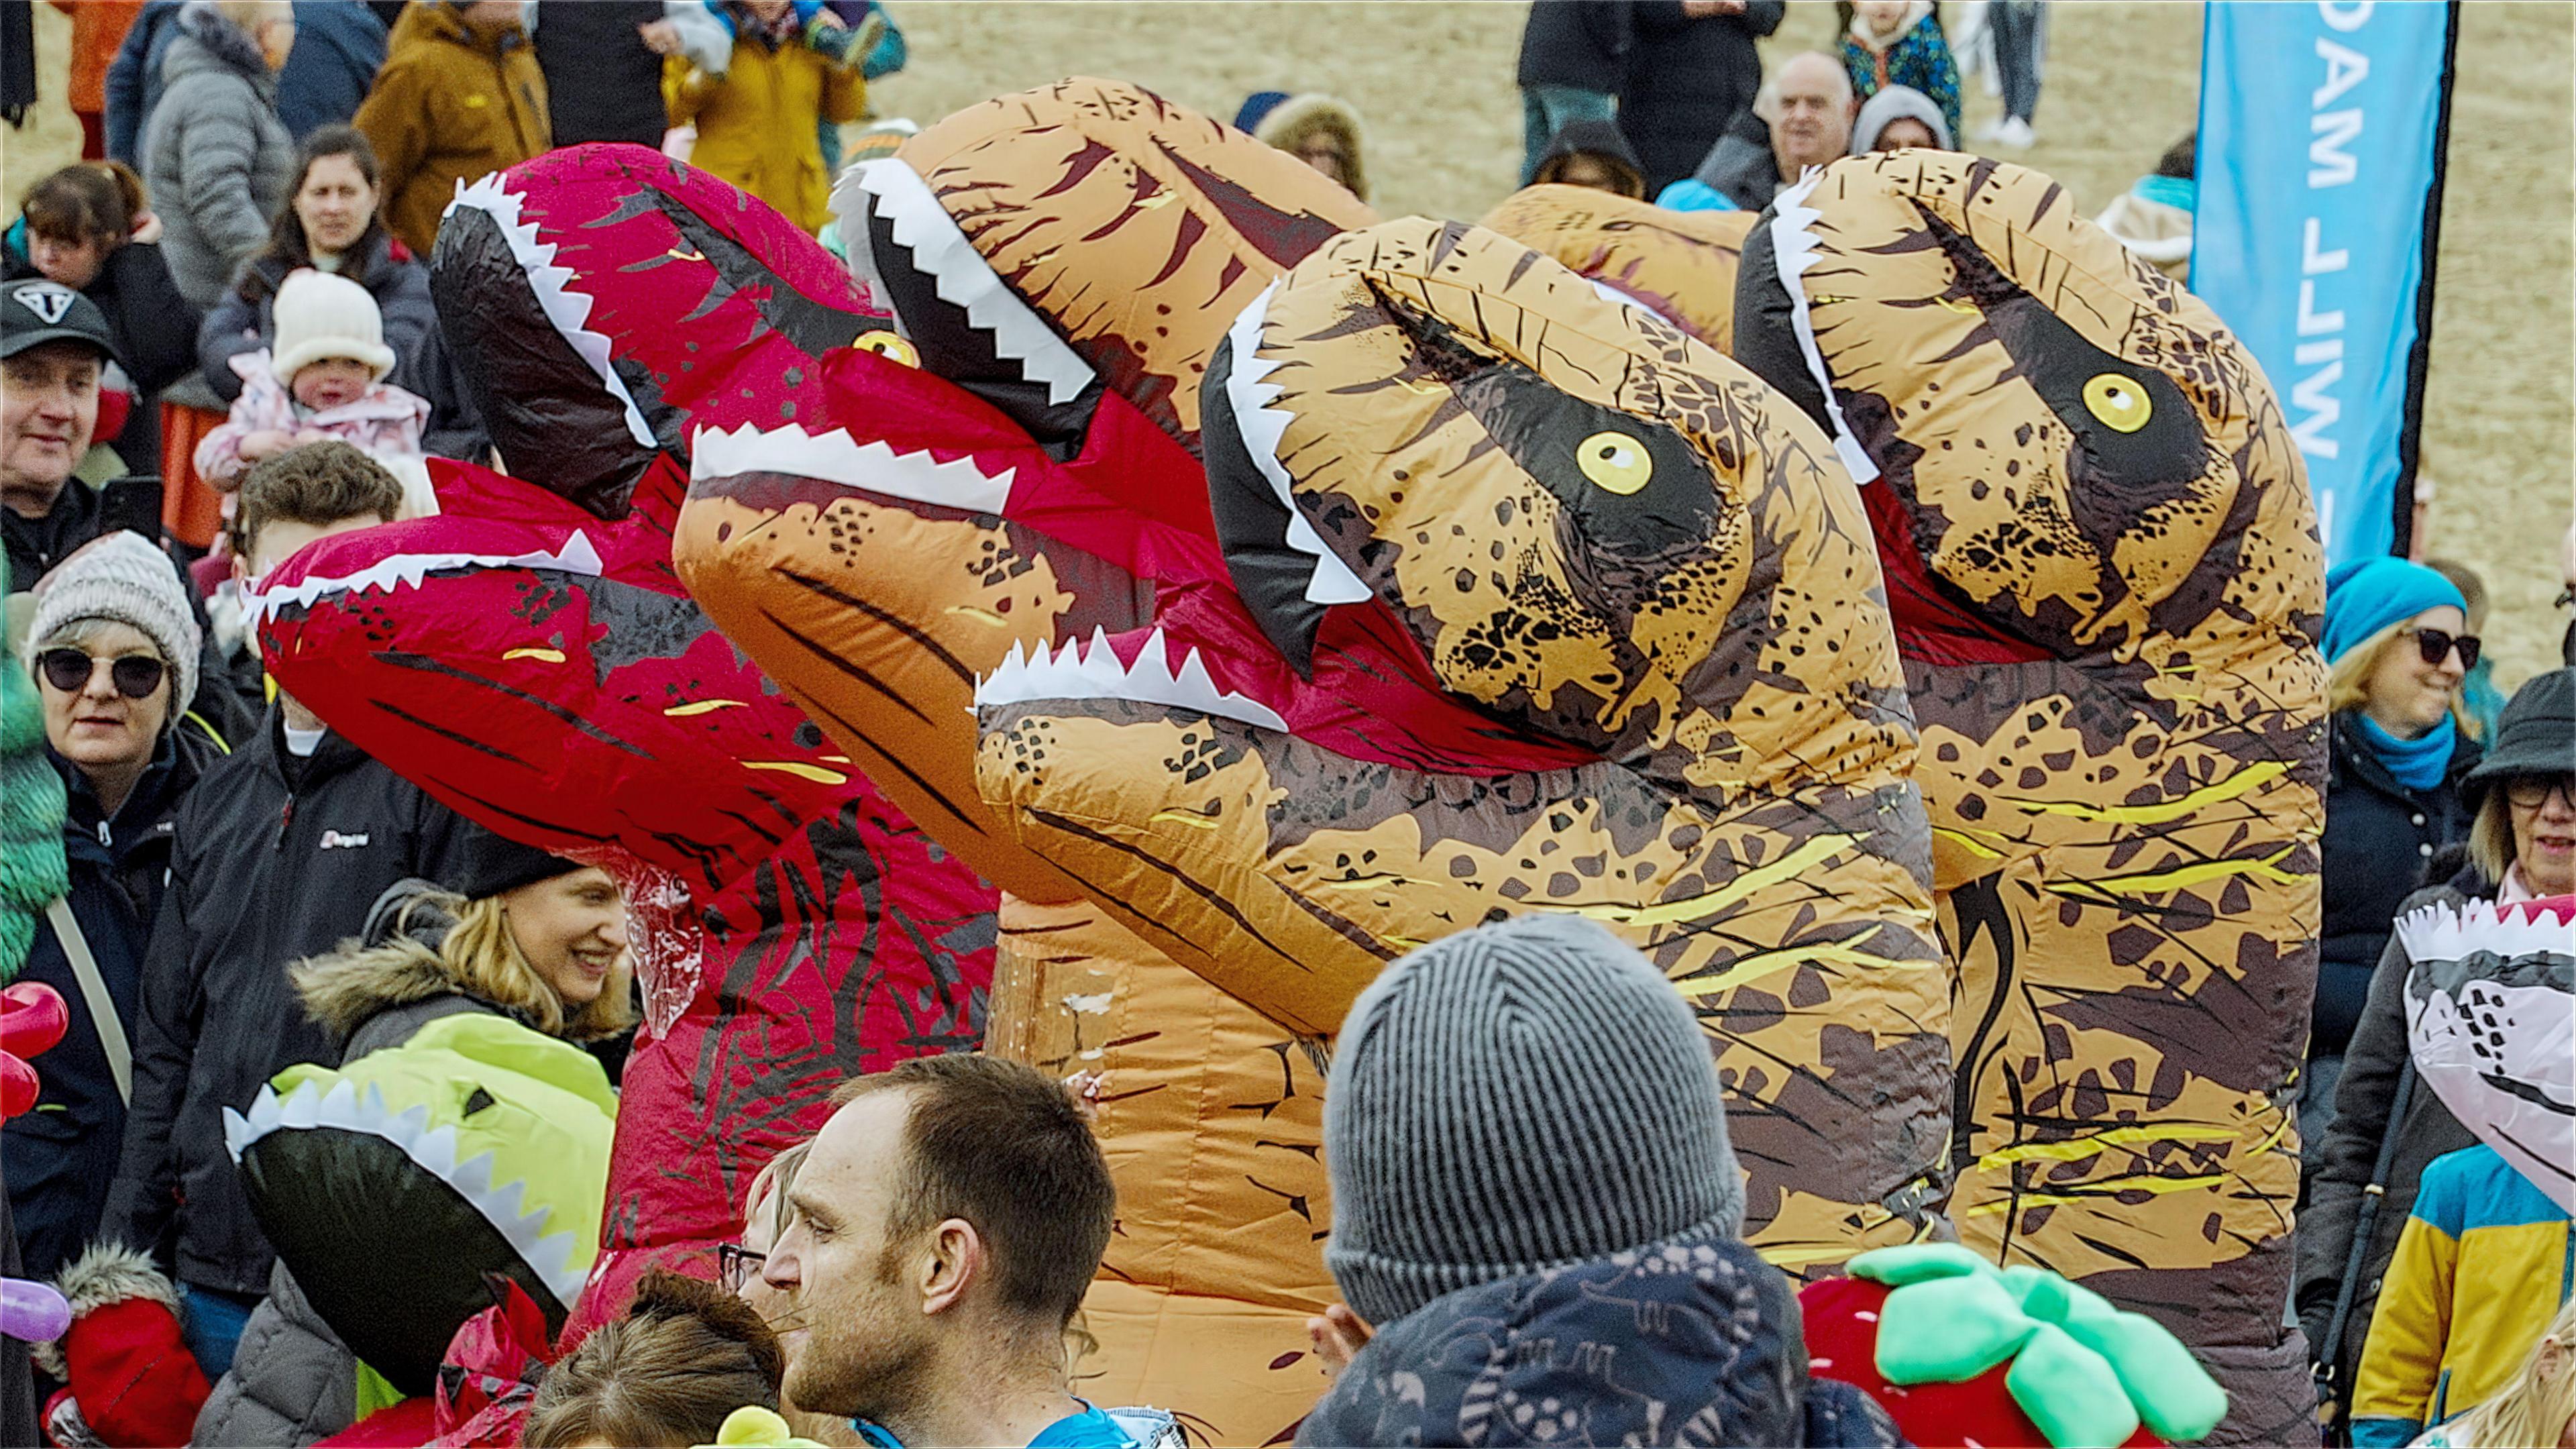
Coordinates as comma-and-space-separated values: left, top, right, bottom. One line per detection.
36, 647, 165, 699
2412, 627, 2481, 669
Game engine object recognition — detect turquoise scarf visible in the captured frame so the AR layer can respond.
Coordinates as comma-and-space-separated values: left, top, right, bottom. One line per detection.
2355, 712, 2455, 792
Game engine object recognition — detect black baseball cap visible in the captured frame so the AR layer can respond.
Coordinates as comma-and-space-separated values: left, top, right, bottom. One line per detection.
1, 278, 120, 367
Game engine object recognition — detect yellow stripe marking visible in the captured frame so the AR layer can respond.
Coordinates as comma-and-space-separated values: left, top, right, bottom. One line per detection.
1978, 1123, 2239, 1169
1962, 1174, 2226, 1214
1147, 808, 1222, 831
2047, 843, 2304, 900
1557, 833, 1863, 928
1993, 761, 2290, 826
743, 761, 848, 785
1668, 942, 1933, 999
945, 606, 1009, 626
502, 647, 564, 663
664, 700, 747, 716
1933, 826, 2006, 860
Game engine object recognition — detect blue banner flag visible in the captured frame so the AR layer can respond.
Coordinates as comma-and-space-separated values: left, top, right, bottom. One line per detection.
2194, 0, 2458, 566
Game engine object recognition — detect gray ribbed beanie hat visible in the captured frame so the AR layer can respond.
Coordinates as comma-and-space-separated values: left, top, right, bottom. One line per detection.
1322, 914, 1746, 1325
23, 531, 201, 714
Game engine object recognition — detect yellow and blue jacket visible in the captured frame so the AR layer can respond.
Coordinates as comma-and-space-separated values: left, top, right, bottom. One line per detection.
2351, 1143, 2573, 1447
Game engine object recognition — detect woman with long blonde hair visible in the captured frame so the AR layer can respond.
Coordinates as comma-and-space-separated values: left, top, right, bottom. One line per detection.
192, 822, 635, 1446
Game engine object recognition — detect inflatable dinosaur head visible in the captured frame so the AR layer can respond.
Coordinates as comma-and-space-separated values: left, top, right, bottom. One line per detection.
225, 1014, 616, 1394
1481, 184, 1754, 352
676, 78, 1377, 900
252, 451, 993, 1300
1734, 152, 2314, 670
842, 76, 1375, 458
262, 152, 998, 1313
1192, 216, 1907, 794
433, 144, 896, 517
2399, 896, 2575, 1212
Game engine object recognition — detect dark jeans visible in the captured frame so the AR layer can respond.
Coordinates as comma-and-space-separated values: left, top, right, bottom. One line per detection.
180, 1283, 262, 1381
1991, 1, 2044, 122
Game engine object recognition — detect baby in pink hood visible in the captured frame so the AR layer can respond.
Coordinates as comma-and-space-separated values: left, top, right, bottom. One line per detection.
195, 268, 429, 495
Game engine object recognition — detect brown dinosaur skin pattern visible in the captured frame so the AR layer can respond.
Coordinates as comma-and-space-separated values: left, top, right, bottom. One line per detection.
890, 76, 1375, 452
1731, 152, 2326, 1441
1479, 184, 1754, 352
679, 80, 1377, 1444
975, 217, 1955, 1273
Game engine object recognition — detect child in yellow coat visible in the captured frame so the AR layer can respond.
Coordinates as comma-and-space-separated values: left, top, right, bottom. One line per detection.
663, 1, 865, 233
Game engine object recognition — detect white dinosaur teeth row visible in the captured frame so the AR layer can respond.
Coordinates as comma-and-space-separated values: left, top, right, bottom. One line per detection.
826, 163, 891, 314
1767, 168, 1880, 487
445, 173, 655, 450
243, 532, 608, 629
223, 1079, 590, 1307
690, 423, 1014, 515
1222, 282, 1371, 608
2396, 898, 2576, 963
851, 158, 1097, 407
974, 625, 1287, 733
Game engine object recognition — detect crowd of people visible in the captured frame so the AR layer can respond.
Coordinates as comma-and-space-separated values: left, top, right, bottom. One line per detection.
2, 3, 2571, 1449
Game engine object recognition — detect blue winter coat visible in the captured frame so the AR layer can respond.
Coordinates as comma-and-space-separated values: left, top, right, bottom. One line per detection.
1, 725, 220, 1284
103, 0, 185, 166
276, 1, 390, 139
1296, 1230, 1901, 1448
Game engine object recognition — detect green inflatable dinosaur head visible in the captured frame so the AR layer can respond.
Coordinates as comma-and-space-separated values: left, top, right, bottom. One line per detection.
224, 1014, 619, 1393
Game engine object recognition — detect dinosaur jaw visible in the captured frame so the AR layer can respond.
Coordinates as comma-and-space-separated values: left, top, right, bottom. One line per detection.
224, 1077, 592, 1310
443, 172, 656, 452
841, 158, 1104, 458
690, 421, 1016, 517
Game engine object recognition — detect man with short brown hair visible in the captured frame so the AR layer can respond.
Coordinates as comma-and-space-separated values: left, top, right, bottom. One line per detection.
101, 441, 474, 1383
763, 1055, 1169, 1448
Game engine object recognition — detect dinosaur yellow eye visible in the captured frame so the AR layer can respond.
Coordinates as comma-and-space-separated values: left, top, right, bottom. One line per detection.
1577, 431, 1652, 495
851, 332, 919, 368
2083, 373, 2151, 433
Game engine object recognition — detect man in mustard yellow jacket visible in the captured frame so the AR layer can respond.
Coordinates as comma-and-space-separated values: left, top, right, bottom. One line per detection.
354, 1, 550, 258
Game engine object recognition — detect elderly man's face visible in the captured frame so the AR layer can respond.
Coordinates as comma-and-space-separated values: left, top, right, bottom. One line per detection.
1773, 62, 1855, 172
1, 341, 102, 515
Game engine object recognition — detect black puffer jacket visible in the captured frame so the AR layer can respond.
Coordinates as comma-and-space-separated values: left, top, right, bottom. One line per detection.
1616, 0, 1786, 197
2314, 712, 2477, 1057
2, 724, 220, 1284
2295, 868, 2485, 1418
196, 914, 520, 1449
1297, 1229, 1900, 1448
99, 712, 476, 1298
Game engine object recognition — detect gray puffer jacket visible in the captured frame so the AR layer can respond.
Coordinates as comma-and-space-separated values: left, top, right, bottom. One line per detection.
142, 6, 294, 309
195, 910, 517, 1448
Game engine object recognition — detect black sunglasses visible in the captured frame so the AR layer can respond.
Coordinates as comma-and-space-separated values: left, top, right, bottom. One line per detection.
2505, 777, 2575, 810
717, 1242, 767, 1294
2412, 627, 2481, 670
36, 647, 164, 699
